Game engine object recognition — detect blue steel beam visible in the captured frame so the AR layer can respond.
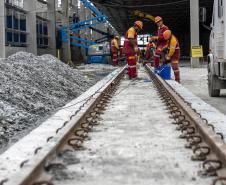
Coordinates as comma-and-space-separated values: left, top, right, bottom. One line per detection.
79, 0, 105, 17
61, 0, 108, 48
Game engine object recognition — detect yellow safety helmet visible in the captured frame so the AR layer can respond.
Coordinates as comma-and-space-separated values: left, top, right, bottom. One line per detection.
134, 21, 143, 29
163, 30, 172, 40
155, 16, 162, 23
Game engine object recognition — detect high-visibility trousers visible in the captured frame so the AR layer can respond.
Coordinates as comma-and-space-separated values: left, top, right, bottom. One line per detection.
171, 60, 180, 83
145, 50, 151, 60
154, 44, 165, 68
171, 49, 180, 83
126, 54, 137, 78
112, 52, 118, 66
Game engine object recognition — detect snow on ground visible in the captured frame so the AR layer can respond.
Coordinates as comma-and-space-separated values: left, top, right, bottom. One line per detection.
180, 66, 226, 115
51, 68, 212, 185
0, 52, 115, 151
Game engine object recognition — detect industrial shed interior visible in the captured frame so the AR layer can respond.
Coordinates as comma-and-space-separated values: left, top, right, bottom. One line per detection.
2, 1, 226, 185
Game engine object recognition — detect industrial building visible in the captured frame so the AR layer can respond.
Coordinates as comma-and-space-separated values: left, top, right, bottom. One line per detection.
0, 0, 213, 66
2, 1, 226, 185
0, 0, 118, 64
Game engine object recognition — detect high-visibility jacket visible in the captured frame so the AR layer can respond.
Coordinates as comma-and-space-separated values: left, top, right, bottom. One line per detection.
123, 27, 138, 55
167, 35, 180, 60
111, 38, 119, 53
157, 24, 169, 46
145, 42, 156, 59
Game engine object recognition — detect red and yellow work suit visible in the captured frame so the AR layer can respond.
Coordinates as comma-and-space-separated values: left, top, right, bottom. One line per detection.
123, 27, 138, 78
154, 24, 169, 68
145, 42, 156, 60
167, 35, 180, 83
111, 38, 119, 66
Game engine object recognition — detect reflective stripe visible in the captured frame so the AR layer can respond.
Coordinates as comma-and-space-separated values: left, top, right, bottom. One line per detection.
154, 55, 160, 58
125, 39, 135, 42
170, 46, 180, 49
172, 60, 179, 64
128, 65, 136, 68
128, 56, 135, 60
169, 45, 180, 49
173, 70, 180, 73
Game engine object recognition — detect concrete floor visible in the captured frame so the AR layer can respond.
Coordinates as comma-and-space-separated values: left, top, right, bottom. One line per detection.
52, 67, 212, 185
180, 66, 226, 115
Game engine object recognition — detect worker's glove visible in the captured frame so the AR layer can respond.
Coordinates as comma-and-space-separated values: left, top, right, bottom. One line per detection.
134, 47, 139, 53
165, 55, 171, 61
151, 36, 158, 41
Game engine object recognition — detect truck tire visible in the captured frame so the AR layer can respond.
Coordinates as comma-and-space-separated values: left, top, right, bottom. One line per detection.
208, 71, 220, 97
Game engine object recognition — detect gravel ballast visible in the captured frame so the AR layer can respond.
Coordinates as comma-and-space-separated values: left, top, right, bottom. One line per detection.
0, 52, 114, 151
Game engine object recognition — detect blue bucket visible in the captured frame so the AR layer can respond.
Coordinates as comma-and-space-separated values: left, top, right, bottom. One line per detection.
159, 64, 171, 80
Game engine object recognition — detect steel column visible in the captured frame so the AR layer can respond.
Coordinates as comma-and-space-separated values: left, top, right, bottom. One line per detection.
62, 0, 72, 63
47, 0, 57, 56
0, 0, 5, 58
24, 0, 37, 55
190, 0, 200, 68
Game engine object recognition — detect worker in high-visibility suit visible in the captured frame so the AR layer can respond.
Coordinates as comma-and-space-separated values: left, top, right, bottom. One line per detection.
123, 21, 143, 78
151, 16, 169, 69
111, 36, 120, 66
163, 30, 181, 83
145, 37, 156, 60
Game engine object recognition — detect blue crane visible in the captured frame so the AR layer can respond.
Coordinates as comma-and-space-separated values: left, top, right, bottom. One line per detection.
61, 0, 108, 49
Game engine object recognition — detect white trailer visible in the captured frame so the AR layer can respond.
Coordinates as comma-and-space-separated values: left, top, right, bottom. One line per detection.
208, 0, 226, 97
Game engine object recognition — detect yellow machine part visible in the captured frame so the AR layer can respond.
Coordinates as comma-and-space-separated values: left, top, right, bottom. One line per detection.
133, 10, 155, 22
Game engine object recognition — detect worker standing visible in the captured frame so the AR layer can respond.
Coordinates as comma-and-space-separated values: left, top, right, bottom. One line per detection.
111, 36, 120, 66
163, 30, 180, 83
151, 16, 169, 69
123, 21, 143, 79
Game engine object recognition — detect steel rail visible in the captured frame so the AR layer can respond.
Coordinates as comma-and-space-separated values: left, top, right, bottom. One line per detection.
145, 64, 226, 184
2, 64, 226, 185
0, 67, 125, 185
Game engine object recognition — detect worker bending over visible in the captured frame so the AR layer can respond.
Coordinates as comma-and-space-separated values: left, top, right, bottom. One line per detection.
111, 36, 120, 66
123, 21, 143, 78
145, 37, 156, 61
163, 30, 180, 83
151, 16, 169, 68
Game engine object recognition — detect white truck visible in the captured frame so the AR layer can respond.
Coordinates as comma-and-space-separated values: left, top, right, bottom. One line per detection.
208, 0, 226, 97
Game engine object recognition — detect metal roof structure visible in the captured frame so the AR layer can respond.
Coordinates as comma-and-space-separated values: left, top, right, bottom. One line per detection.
91, 0, 213, 35
91, 0, 214, 56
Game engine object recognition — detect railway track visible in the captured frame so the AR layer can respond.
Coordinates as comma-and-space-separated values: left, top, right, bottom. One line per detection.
145, 64, 226, 184
0, 65, 226, 185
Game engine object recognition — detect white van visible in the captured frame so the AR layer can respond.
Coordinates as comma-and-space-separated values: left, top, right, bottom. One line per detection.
208, 0, 226, 97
